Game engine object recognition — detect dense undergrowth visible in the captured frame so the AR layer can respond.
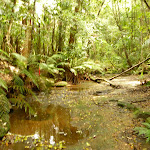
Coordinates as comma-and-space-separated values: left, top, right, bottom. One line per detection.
0, 49, 106, 138
0, 49, 150, 142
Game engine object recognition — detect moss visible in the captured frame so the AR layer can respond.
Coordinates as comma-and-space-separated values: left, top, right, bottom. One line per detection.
55, 81, 68, 87
117, 101, 138, 111
134, 110, 150, 120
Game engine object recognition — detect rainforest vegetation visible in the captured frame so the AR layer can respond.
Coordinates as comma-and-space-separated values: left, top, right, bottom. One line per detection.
0, 0, 150, 149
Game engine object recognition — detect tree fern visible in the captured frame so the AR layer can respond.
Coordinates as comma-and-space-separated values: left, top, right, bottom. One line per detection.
39, 63, 60, 76
71, 61, 103, 75
21, 69, 39, 89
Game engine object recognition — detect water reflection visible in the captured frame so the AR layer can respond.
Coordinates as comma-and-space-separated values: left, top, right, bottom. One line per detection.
9, 103, 88, 146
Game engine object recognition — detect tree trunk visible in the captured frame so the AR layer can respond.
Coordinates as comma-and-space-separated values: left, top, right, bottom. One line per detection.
68, 0, 81, 50
58, 20, 63, 52
31, 0, 36, 52
51, 18, 55, 54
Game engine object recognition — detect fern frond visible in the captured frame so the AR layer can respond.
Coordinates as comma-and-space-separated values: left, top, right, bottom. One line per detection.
9, 94, 35, 116
21, 69, 39, 88
47, 57, 56, 64
135, 125, 150, 142
70, 68, 77, 76
0, 49, 10, 58
0, 88, 6, 95
11, 53, 26, 62
0, 94, 10, 117
0, 55, 9, 61
57, 68, 65, 72
11, 53, 27, 68
143, 122, 150, 129
0, 78, 8, 91
39, 63, 55, 76
51, 53, 65, 61
13, 75, 24, 86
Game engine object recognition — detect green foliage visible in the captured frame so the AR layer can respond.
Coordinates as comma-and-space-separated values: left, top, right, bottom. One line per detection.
39, 54, 66, 77
21, 69, 39, 89
9, 76, 36, 116
9, 94, 35, 115
71, 60, 103, 75
13, 75, 24, 86
0, 78, 10, 121
0, 49, 10, 61
0, 94, 10, 118
135, 122, 150, 143
11, 53, 27, 69
145, 81, 150, 87
0, 77, 8, 91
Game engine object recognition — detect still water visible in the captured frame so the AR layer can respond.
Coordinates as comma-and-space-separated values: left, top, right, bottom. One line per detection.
1, 79, 150, 150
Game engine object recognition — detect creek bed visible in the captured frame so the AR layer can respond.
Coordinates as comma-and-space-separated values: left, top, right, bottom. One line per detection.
0, 76, 150, 150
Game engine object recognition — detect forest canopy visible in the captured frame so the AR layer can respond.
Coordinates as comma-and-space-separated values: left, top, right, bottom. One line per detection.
0, 0, 150, 75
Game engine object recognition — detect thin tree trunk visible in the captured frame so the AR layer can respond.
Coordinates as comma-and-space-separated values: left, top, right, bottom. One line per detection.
143, 0, 150, 10
97, 0, 105, 16
51, 18, 55, 54
37, 22, 41, 54
58, 20, 63, 52
31, 0, 36, 52
68, 0, 81, 50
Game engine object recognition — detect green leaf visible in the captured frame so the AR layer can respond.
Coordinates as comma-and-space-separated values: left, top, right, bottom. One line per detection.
13, 75, 24, 86
0, 49, 10, 58
21, 69, 39, 88
0, 78, 8, 91
143, 122, 150, 129
70, 68, 77, 76
11, 53, 27, 62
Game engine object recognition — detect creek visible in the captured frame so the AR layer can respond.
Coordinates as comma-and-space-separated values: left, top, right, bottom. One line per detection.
0, 75, 150, 150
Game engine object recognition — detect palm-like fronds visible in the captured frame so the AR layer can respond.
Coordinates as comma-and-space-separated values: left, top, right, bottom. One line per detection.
21, 69, 39, 88
135, 122, 150, 143
39, 62, 65, 76
13, 75, 24, 86
9, 94, 35, 115
0, 49, 10, 58
51, 53, 65, 62
11, 53, 27, 69
0, 78, 8, 91
0, 94, 10, 118
72, 61, 103, 75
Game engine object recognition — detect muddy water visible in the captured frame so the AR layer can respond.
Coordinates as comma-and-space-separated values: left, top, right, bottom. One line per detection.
1, 76, 150, 150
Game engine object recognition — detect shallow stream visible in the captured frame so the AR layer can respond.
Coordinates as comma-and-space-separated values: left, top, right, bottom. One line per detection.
1, 76, 150, 150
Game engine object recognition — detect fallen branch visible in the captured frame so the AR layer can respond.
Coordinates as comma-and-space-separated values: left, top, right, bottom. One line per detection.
89, 75, 121, 88
131, 99, 147, 103
109, 57, 150, 81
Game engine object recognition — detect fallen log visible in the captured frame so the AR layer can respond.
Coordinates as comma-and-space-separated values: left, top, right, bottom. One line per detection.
89, 75, 121, 88
109, 57, 150, 81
